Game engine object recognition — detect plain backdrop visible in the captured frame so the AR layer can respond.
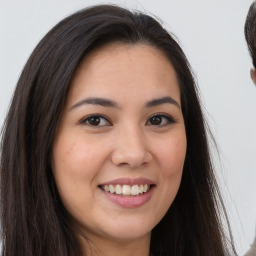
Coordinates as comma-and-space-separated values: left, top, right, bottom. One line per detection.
0, 0, 256, 255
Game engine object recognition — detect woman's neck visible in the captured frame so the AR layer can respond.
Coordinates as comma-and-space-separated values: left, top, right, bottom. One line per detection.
79, 232, 151, 256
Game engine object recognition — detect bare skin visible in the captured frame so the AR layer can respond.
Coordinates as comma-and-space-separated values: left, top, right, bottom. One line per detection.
53, 43, 186, 256
250, 68, 256, 84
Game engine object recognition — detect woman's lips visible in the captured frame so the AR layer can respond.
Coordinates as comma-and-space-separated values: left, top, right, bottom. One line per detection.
98, 177, 156, 208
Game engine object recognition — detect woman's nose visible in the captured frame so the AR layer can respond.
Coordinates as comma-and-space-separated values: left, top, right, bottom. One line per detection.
111, 127, 152, 168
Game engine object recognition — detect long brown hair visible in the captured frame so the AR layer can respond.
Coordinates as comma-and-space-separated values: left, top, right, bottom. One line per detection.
0, 4, 236, 256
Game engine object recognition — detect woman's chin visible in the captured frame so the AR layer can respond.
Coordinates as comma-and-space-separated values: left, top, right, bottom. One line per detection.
89, 221, 153, 243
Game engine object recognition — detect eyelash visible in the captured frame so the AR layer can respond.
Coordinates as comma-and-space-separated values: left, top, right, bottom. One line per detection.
146, 113, 176, 126
79, 114, 111, 127
79, 113, 176, 127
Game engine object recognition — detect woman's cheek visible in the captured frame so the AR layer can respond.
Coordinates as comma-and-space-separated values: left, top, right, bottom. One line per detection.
157, 135, 187, 177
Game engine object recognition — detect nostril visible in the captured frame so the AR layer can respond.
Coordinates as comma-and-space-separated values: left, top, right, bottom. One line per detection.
118, 162, 129, 167
111, 146, 152, 168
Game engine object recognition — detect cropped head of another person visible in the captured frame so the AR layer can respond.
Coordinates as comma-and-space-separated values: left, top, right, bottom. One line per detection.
0, 4, 237, 256
245, 1, 256, 84
244, 3, 256, 256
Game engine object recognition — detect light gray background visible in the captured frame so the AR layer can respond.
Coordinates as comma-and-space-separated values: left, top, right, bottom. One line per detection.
0, 0, 255, 255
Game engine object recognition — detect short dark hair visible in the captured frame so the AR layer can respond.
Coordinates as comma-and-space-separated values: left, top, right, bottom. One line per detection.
245, 1, 256, 68
0, 4, 236, 256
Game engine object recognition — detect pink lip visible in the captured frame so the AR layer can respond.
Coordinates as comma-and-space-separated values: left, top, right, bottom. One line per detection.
99, 177, 155, 186
99, 177, 156, 208
100, 186, 155, 208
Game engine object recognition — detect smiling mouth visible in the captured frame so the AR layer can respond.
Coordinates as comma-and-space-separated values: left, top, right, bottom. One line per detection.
99, 184, 154, 196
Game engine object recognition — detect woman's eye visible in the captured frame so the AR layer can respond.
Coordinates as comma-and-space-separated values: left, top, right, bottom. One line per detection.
147, 114, 175, 126
81, 115, 111, 127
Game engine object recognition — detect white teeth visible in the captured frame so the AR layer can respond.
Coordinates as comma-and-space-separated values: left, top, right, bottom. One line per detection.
109, 185, 115, 193
131, 185, 139, 195
122, 185, 131, 195
102, 184, 151, 196
143, 184, 148, 193
115, 185, 122, 195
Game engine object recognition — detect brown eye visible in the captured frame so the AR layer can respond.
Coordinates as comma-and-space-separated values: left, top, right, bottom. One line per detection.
81, 115, 111, 127
150, 115, 162, 125
87, 116, 101, 126
147, 114, 175, 126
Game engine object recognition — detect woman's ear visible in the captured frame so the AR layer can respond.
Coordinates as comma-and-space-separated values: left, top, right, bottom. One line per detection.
250, 68, 256, 85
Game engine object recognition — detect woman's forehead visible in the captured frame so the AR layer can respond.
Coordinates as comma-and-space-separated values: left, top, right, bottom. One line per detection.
66, 43, 181, 108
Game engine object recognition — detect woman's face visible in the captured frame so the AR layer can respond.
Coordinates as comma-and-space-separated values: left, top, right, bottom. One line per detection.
52, 43, 187, 246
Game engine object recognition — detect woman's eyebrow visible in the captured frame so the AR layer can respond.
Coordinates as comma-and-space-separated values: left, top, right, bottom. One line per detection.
146, 96, 180, 109
69, 96, 180, 111
69, 97, 120, 111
